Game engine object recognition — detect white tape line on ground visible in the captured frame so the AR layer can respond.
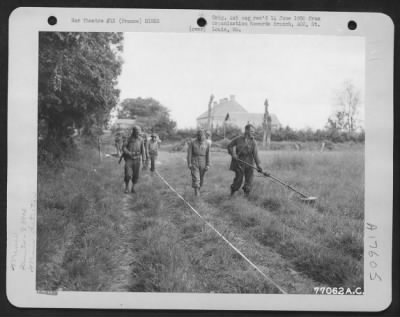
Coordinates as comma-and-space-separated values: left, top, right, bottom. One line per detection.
155, 171, 288, 294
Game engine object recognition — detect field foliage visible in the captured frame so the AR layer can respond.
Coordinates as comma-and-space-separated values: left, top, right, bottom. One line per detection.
37, 138, 364, 293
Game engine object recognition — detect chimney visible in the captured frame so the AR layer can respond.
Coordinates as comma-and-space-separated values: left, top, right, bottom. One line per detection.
230, 94, 235, 101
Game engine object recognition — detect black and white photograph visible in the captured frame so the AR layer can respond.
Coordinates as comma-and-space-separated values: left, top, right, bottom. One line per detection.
36, 30, 365, 294
6, 8, 393, 310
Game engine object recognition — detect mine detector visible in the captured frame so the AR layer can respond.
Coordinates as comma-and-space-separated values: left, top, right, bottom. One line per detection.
235, 158, 317, 203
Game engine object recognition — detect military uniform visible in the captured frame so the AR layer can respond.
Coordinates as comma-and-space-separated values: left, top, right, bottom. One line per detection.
142, 134, 149, 170
115, 133, 123, 156
147, 137, 160, 172
122, 136, 145, 186
187, 138, 210, 189
227, 135, 261, 195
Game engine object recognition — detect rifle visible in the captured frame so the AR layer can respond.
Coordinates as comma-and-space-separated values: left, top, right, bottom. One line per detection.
118, 153, 126, 164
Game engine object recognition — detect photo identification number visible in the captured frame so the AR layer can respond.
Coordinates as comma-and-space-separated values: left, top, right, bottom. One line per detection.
313, 287, 363, 295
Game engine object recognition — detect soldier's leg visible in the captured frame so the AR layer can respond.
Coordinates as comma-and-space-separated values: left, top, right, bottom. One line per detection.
243, 167, 254, 196
190, 166, 201, 195
150, 155, 156, 172
199, 167, 205, 188
124, 160, 133, 193
131, 159, 141, 193
199, 158, 207, 188
231, 167, 244, 195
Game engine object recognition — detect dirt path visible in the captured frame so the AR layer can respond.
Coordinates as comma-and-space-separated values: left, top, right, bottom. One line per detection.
108, 194, 137, 291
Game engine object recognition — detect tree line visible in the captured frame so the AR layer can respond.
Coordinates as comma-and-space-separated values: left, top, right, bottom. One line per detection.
38, 32, 123, 163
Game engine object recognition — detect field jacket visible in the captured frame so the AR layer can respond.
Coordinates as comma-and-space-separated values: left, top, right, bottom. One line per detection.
227, 135, 261, 170
187, 139, 210, 168
123, 136, 145, 161
147, 140, 160, 156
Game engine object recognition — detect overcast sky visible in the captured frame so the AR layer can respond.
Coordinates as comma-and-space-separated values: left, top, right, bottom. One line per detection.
117, 32, 364, 129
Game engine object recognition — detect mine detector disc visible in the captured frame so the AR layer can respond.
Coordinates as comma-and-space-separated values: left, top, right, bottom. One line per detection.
299, 196, 318, 203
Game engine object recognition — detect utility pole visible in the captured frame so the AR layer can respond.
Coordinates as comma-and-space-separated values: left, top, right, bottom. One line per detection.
263, 99, 272, 149
207, 94, 214, 132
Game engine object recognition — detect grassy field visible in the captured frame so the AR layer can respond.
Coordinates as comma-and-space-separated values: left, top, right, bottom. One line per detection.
37, 136, 364, 293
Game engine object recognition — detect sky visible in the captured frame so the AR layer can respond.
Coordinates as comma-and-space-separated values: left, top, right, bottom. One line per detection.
117, 32, 365, 129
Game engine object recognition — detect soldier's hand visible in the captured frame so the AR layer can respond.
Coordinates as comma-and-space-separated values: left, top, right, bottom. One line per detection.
188, 164, 193, 169
232, 154, 238, 160
263, 171, 270, 177
257, 166, 263, 173
205, 166, 209, 171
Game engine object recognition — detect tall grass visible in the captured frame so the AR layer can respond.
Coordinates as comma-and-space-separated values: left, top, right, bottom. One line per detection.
38, 138, 364, 293
37, 142, 127, 291
126, 178, 279, 293
157, 148, 364, 291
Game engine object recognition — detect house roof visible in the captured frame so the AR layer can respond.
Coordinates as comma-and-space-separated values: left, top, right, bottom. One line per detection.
113, 118, 137, 130
115, 118, 136, 125
197, 97, 247, 120
197, 96, 280, 126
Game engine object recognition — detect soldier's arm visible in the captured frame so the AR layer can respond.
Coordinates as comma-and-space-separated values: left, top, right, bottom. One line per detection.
140, 141, 146, 162
227, 137, 237, 157
122, 142, 130, 155
144, 141, 149, 160
206, 143, 210, 168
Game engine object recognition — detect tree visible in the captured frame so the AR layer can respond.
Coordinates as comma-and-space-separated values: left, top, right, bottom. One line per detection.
327, 81, 361, 132
118, 97, 177, 139
38, 32, 123, 145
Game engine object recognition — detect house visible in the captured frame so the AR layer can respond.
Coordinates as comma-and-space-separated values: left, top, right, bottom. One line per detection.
196, 95, 281, 130
112, 118, 137, 131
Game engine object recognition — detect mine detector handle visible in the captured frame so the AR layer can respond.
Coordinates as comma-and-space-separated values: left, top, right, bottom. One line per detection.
235, 158, 310, 199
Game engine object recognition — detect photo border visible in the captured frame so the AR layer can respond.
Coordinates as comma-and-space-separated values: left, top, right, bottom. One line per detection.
6, 7, 394, 311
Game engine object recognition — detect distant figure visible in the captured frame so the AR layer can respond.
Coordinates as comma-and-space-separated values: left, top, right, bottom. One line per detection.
142, 132, 149, 170
118, 134, 128, 164
227, 124, 263, 196
114, 132, 123, 156
147, 133, 161, 172
187, 129, 210, 197
205, 130, 212, 147
122, 126, 146, 193
320, 141, 325, 152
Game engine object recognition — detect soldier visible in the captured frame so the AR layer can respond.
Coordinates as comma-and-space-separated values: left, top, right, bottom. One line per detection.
118, 133, 128, 164
114, 131, 123, 156
227, 124, 263, 196
147, 133, 161, 172
187, 129, 210, 196
122, 126, 146, 193
141, 132, 149, 170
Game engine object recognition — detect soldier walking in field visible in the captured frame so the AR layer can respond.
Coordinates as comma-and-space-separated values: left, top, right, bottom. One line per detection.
187, 129, 210, 197
114, 131, 123, 156
122, 126, 146, 193
147, 133, 161, 172
141, 132, 149, 170
227, 124, 263, 196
